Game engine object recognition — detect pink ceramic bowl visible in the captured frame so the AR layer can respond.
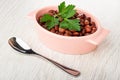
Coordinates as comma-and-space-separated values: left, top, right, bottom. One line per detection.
28, 6, 109, 55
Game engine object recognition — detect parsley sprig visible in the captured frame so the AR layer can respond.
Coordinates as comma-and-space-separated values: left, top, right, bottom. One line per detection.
40, 1, 81, 31
40, 14, 59, 30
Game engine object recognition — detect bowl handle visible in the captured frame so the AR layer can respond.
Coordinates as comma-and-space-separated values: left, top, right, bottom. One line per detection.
87, 28, 110, 46
27, 10, 38, 19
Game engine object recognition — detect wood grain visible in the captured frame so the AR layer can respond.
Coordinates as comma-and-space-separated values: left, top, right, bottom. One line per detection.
0, 0, 120, 80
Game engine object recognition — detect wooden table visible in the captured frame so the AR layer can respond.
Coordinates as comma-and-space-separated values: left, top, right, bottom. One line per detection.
0, 0, 120, 80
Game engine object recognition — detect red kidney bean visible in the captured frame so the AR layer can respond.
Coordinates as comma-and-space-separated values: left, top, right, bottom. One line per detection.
73, 32, 80, 36
85, 25, 91, 33
84, 19, 89, 25
50, 28, 56, 33
59, 28, 65, 33
55, 25, 59, 31
65, 30, 72, 36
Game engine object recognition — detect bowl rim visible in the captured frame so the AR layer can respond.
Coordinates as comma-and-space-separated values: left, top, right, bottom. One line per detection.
35, 6, 102, 39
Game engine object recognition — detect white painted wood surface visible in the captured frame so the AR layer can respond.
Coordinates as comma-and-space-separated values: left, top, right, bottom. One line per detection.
0, 0, 120, 80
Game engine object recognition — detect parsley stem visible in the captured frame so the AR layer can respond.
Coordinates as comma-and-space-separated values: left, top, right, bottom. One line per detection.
54, 14, 58, 17
64, 18, 68, 21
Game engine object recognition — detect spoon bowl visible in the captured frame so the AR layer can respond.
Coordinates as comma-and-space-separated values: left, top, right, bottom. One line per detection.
8, 37, 31, 53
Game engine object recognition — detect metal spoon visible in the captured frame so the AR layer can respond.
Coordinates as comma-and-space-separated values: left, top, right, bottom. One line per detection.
8, 37, 80, 76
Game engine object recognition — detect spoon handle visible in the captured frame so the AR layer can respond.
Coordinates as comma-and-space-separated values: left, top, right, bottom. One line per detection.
32, 51, 80, 76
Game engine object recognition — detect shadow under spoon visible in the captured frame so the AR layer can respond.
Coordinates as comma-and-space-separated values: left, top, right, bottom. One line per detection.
8, 37, 80, 76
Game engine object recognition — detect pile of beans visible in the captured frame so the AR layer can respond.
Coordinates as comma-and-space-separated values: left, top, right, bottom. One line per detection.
39, 10, 97, 37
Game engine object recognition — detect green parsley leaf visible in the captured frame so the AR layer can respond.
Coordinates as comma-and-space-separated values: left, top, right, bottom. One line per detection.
40, 1, 81, 32
60, 5, 76, 18
60, 19, 81, 31
46, 18, 59, 30
40, 14, 59, 30
58, 1, 76, 18
40, 14, 53, 22
58, 1, 65, 13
